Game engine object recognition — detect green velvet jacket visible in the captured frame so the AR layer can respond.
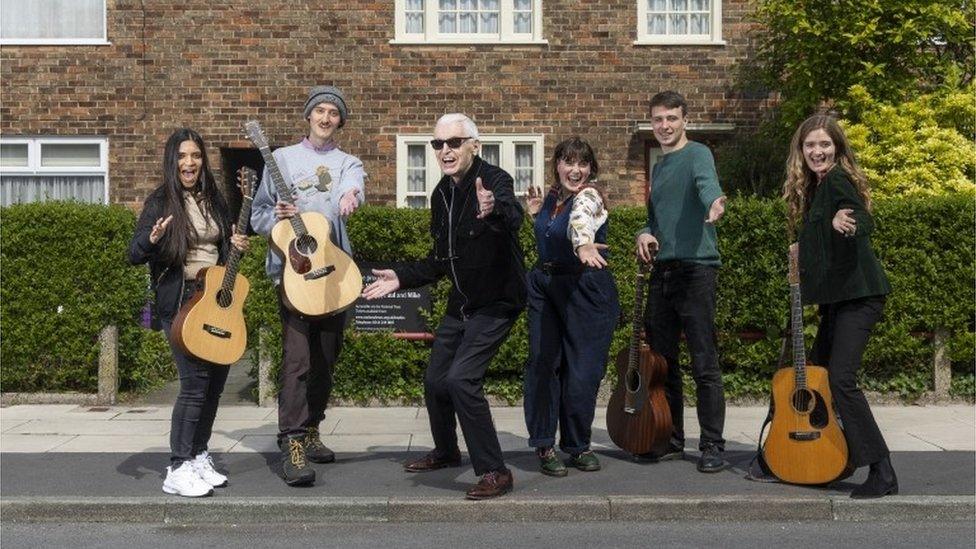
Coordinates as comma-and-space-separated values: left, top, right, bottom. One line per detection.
798, 166, 891, 305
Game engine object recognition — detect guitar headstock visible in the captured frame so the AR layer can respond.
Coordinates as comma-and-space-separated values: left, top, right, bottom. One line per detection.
243, 120, 268, 149
237, 166, 257, 200
787, 243, 800, 285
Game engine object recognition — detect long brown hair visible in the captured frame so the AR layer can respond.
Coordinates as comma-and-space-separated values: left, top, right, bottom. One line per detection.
782, 114, 870, 235
156, 128, 230, 267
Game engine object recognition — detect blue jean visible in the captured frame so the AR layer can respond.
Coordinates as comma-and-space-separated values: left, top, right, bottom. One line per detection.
162, 284, 230, 467
524, 268, 619, 454
644, 261, 726, 451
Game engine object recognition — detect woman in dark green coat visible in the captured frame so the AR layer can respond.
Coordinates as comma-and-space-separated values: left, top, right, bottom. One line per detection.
782, 114, 896, 499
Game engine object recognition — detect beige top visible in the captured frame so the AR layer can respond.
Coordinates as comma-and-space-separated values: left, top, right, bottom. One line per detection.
182, 192, 220, 280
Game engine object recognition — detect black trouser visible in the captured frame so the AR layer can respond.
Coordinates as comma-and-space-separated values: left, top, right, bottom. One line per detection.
811, 296, 889, 467
425, 313, 516, 475
644, 261, 726, 451
162, 284, 230, 467
276, 292, 345, 442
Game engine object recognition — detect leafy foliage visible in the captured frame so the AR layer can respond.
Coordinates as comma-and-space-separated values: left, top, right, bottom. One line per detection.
748, 0, 975, 131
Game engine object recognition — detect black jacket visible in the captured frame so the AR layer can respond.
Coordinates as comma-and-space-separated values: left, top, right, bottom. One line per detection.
798, 166, 891, 305
127, 186, 230, 325
395, 156, 527, 319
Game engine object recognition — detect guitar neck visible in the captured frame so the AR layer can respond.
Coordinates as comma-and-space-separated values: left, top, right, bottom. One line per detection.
254, 144, 308, 237
220, 196, 253, 292
628, 266, 649, 371
789, 282, 807, 389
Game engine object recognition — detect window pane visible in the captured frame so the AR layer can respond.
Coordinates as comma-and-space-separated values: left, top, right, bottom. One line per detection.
407, 145, 426, 193
406, 196, 428, 209
40, 143, 101, 167
670, 14, 688, 34
513, 0, 531, 10
439, 0, 456, 9
513, 12, 531, 33
406, 12, 423, 33
460, 12, 477, 33
649, 14, 666, 34
0, 143, 29, 167
460, 0, 477, 10
439, 13, 456, 32
481, 144, 500, 166
407, 0, 424, 9
649, 0, 667, 11
691, 0, 709, 10
514, 144, 533, 193
690, 14, 709, 34
1, 0, 104, 41
481, 0, 499, 9
670, 0, 688, 11
480, 12, 498, 33
1, 175, 104, 206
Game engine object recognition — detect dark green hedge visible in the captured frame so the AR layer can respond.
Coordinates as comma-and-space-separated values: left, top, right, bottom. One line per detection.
1, 202, 171, 393
3, 195, 973, 401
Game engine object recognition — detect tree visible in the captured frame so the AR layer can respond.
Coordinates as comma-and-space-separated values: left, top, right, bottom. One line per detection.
748, 0, 974, 130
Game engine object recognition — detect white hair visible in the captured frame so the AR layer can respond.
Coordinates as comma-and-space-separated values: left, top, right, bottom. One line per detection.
435, 113, 479, 140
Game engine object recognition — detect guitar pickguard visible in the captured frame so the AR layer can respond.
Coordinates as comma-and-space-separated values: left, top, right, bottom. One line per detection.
287, 239, 312, 274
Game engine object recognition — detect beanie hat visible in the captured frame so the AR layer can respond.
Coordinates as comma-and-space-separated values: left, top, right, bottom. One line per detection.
303, 85, 348, 126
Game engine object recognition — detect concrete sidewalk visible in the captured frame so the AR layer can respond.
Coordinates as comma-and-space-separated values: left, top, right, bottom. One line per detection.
2, 404, 974, 523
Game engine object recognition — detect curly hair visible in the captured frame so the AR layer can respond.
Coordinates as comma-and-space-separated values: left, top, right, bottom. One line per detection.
782, 114, 870, 236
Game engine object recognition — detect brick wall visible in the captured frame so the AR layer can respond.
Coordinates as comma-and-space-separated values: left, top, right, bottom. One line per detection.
1, 0, 771, 210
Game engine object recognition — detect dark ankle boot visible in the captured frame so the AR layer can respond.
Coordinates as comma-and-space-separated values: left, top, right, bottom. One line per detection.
850, 456, 898, 499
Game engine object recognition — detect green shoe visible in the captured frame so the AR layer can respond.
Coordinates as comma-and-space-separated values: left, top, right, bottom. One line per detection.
537, 447, 568, 477
570, 450, 601, 472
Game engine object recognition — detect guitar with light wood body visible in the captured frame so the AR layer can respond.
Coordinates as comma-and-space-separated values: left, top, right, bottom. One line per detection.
171, 167, 255, 366
244, 120, 362, 317
761, 246, 851, 484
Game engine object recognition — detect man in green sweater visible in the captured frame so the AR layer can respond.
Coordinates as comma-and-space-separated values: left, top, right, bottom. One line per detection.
635, 90, 729, 473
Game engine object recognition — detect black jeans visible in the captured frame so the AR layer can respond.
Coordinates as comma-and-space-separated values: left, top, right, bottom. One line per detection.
644, 261, 726, 451
162, 284, 230, 467
811, 296, 889, 467
425, 313, 516, 475
276, 292, 345, 442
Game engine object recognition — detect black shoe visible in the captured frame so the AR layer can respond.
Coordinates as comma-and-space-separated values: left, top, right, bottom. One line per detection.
304, 426, 336, 464
850, 457, 899, 499
280, 436, 316, 486
636, 444, 684, 463
696, 446, 730, 473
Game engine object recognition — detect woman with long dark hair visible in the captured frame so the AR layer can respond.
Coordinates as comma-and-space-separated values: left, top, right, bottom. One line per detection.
783, 114, 896, 498
523, 137, 620, 476
128, 128, 248, 497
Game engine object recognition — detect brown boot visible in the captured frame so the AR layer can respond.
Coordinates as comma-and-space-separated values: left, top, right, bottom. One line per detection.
404, 450, 462, 472
465, 468, 513, 500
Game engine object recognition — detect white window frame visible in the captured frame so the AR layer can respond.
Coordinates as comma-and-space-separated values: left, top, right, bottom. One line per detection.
0, 137, 110, 204
0, 0, 110, 46
395, 134, 544, 208
635, 0, 725, 46
392, 0, 547, 45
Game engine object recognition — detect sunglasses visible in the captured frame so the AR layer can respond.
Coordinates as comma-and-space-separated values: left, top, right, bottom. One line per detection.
430, 136, 472, 150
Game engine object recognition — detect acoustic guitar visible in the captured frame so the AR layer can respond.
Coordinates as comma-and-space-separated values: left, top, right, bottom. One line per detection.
244, 120, 362, 317
171, 167, 255, 366
761, 246, 850, 484
606, 259, 672, 456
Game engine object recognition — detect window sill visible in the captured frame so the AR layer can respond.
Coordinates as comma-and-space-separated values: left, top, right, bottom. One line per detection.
0, 39, 112, 46
633, 38, 726, 46
390, 38, 549, 46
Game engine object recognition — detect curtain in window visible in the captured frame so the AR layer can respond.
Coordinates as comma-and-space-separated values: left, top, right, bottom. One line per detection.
1, 0, 104, 40
1, 175, 105, 206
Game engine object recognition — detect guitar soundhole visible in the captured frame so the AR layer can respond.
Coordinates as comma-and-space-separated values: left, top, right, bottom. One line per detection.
296, 234, 318, 255
625, 369, 642, 393
216, 289, 233, 308
791, 389, 814, 414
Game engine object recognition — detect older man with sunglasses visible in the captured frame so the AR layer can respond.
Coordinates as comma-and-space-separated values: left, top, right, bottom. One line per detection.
363, 113, 526, 499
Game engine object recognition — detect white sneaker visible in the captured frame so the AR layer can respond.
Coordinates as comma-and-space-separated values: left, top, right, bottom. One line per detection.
162, 461, 213, 497
191, 451, 228, 487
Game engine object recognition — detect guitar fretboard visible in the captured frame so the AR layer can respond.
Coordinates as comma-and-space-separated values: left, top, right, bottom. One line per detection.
219, 195, 253, 295
255, 144, 308, 237
790, 282, 807, 389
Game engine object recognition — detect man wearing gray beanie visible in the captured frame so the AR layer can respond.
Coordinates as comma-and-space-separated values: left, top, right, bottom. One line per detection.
251, 84, 365, 487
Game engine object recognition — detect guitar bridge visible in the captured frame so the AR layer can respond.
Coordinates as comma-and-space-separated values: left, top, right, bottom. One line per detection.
304, 265, 335, 280
203, 324, 232, 339
789, 431, 821, 441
